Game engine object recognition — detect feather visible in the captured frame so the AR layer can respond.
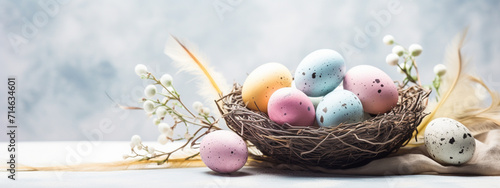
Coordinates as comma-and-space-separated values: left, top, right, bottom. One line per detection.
164, 35, 229, 115
16, 154, 262, 171
412, 30, 467, 143
16, 158, 207, 171
409, 29, 500, 146
106, 92, 143, 110
440, 75, 500, 135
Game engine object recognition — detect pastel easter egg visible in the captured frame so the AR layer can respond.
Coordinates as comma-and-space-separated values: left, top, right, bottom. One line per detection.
424, 118, 476, 165
200, 130, 248, 173
343, 65, 398, 114
267, 87, 316, 126
242, 62, 293, 113
316, 90, 364, 127
294, 49, 345, 97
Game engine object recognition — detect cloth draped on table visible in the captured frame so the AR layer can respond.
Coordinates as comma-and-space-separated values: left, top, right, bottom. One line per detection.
251, 130, 500, 175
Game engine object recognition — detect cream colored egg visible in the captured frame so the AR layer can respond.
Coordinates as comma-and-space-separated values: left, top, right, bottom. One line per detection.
424, 118, 475, 165
292, 81, 322, 109
242, 62, 292, 113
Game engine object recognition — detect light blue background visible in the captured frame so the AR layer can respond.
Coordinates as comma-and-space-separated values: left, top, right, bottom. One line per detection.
1, 0, 499, 141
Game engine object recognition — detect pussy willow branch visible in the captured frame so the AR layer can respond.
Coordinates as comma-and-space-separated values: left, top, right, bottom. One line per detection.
132, 73, 221, 163
410, 56, 422, 86
397, 62, 415, 87
397, 55, 421, 87
150, 74, 198, 117
155, 119, 220, 164
147, 98, 209, 127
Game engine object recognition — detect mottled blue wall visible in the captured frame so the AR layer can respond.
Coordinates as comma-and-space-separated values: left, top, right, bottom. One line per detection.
1, 0, 499, 141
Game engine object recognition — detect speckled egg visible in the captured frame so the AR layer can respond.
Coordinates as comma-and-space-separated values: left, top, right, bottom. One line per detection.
268, 87, 315, 126
343, 65, 398, 114
242, 62, 292, 113
291, 81, 323, 109
294, 49, 345, 97
316, 90, 364, 127
424, 118, 476, 165
200, 130, 248, 173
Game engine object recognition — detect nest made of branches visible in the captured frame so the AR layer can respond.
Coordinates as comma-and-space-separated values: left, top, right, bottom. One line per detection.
217, 83, 430, 169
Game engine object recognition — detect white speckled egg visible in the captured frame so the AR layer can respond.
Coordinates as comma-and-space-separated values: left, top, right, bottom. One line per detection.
316, 90, 364, 127
294, 49, 345, 97
343, 65, 398, 114
242, 62, 292, 113
200, 130, 248, 173
424, 118, 476, 165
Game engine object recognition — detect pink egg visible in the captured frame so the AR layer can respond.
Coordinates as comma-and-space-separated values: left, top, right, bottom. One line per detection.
200, 130, 248, 173
343, 65, 398, 114
267, 87, 316, 126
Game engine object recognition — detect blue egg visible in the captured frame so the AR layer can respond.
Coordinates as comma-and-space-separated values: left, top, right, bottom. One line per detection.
316, 90, 364, 127
294, 49, 345, 97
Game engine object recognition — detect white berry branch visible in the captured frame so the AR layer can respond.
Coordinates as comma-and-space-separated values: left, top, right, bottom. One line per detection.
123, 64, 221, 163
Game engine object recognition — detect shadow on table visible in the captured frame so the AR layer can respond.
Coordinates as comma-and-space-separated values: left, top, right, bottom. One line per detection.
240, 167, 477, 178
204, 171, 253, 177
244, 167, 377, 178
205, 167, 377, 178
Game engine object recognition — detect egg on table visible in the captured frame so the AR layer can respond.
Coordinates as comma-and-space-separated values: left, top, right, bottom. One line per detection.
242, 62, 293, 113
343, 65, 398, 114
424, 117, 476, 165
267, 87, 316, 127
294, 49, 345, 97
316, 90, 364, 127
200, 130, 248, 173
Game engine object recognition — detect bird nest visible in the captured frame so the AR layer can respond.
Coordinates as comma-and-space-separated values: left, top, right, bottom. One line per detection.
217, 83, 430, 169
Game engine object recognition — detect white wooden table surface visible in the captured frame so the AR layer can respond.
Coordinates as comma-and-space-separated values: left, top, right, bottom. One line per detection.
1, 142, 499, 188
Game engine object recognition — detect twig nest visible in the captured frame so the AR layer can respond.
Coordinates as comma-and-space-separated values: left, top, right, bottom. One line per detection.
219, 84, 429, 169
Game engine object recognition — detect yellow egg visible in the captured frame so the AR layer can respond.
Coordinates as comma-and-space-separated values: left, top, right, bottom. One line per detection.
242, 62, 292, 113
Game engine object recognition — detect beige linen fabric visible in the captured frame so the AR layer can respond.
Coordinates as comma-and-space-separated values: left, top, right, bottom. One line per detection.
253, 130, 500, 175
